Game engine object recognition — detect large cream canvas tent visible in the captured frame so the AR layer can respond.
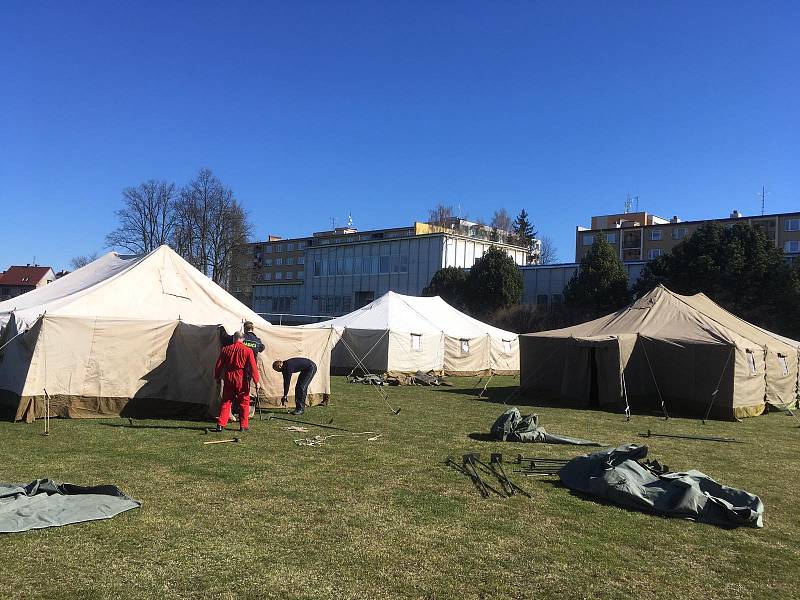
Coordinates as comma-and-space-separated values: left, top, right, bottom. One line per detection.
519, 285, 799, 420
0, 246, 334, 421
302, 291, 519, 376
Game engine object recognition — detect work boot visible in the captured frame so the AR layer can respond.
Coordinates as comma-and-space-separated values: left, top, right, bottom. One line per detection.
291, 409, 304, 416
212, 424, 224, 432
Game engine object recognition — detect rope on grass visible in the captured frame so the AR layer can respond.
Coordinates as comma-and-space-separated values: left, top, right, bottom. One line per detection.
293, 431, 380, 447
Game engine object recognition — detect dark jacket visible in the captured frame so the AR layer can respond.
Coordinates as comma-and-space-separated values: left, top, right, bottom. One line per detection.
281, 357, 316, 397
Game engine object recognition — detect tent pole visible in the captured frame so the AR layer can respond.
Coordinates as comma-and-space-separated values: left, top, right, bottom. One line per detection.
641, 339, 669, 420
621, 370, 630, 422
702, 346, 735, 424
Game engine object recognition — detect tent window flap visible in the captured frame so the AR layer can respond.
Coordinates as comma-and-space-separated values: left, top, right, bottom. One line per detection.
502, 339, 512, 354
746, 350, 757, 376
778, 354, 789, 376
460, 339, 470, 354
410, 333, 422, 351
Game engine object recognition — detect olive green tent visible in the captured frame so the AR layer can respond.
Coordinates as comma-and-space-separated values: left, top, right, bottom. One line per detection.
519, 285, 798, 420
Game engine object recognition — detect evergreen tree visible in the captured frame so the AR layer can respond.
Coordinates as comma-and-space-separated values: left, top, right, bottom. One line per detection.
564, 236, 630, 312
422, 266, 468, 310
465, 246, 523, 315
633, 221, 800, 337
512, 209, 537, 264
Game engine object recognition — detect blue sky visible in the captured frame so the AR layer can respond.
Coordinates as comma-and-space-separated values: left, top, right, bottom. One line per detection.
2, 1, 798, 270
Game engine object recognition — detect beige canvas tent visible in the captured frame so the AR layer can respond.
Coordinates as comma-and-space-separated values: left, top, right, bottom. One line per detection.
302, 291, 519, 376
0, 246, 334, 421
519, 285, 799, 420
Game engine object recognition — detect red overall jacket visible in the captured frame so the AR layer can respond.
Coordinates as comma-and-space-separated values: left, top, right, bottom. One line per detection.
214, 341, 259, 396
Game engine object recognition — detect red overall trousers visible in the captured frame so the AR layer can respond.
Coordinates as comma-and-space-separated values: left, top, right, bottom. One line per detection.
215, 341, 259, 429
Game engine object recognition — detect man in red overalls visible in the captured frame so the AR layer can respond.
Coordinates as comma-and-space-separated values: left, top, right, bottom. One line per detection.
213, 331, 259, 432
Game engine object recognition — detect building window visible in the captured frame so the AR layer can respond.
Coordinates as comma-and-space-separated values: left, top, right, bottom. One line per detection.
408, 334, 421, 351
746, 350, 757, 376
460, 339, 470, 354
604, 233, 617, 244
778, 355, 790, 376
379, 256, 390, 273
785, 219, 800, 232
264, 258, 272, 266
582, 234, 594, 246
502, 339, 512, 354
648, 248, 662, 260
650, 229, 662, 241
298, 256, 305, 265
297, 241, 306, 249
313, 260, 321, 276
277, 244, 285, 252
287, 243, 295, 251
276, 258, 283, 266
275, 272, 283, 280
672, 227, 688, 240
298, 271, 304, 280
286, 257, 294, 266
537, 294, 548, 305
785, 241, 800, 254
264, 272, 272, 281
265, 245, 273, 253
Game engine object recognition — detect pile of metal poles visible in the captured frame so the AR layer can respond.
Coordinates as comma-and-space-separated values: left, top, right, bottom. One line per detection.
512, 454, 569, 477
446, 453, 531, 499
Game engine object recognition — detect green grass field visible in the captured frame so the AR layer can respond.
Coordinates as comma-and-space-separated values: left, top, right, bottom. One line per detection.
2, 376, 799, 599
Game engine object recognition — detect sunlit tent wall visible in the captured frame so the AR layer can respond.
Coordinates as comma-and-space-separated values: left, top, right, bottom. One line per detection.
301, 291, 519, 376
519, 285, 798, 420
0, 246, 333, 421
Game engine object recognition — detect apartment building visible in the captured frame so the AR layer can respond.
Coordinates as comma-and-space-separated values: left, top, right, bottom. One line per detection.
576, 210, 800, 264
235, 219, 533, 321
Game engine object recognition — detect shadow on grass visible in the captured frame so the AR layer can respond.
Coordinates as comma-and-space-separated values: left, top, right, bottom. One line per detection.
467, 432, 495, 442
99, 420, 210, 433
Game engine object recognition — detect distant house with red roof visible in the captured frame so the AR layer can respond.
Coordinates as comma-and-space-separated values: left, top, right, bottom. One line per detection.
0, 265, 56, 301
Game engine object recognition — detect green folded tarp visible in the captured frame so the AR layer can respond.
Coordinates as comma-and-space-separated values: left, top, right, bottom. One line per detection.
490, 408, 602, 445
0, 479, 141, 533
559, 444, 764, 528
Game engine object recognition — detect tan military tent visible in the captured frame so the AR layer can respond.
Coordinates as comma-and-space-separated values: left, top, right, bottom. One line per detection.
302, 291, 519, 376
0, 246, 335, 421
519, 285, 799, 420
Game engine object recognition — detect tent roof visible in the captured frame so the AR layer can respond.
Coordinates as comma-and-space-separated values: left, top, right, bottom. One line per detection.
304, 291, 517, 340
0, 245, 270, 333
524, 285, 760, 349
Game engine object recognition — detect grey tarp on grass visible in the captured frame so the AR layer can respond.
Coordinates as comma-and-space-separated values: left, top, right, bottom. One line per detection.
490, 408, 602, 445
558, 444, 764, 528
0, 479, 141, 533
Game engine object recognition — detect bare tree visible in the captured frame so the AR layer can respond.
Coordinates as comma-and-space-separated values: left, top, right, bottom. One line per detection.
173, 169, 253, 286
539, 235, 558, 265
428, 203, 454, 226
69, 252, 99, 270
490, 208, 513, 232
106, 180, 177, 254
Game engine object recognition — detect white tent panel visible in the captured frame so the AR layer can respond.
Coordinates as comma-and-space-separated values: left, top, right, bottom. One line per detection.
303, 291, 519, 375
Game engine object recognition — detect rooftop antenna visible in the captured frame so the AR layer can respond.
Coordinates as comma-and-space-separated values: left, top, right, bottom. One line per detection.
633, 195, 639, 211
758, 186, 767, 216
624, 194, 633, 214
346, 213, 353, 228
330, 216, 337, 230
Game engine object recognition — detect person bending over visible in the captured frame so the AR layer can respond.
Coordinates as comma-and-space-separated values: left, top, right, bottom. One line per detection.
214, 331, 259, 432
272, 357, 317, 416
